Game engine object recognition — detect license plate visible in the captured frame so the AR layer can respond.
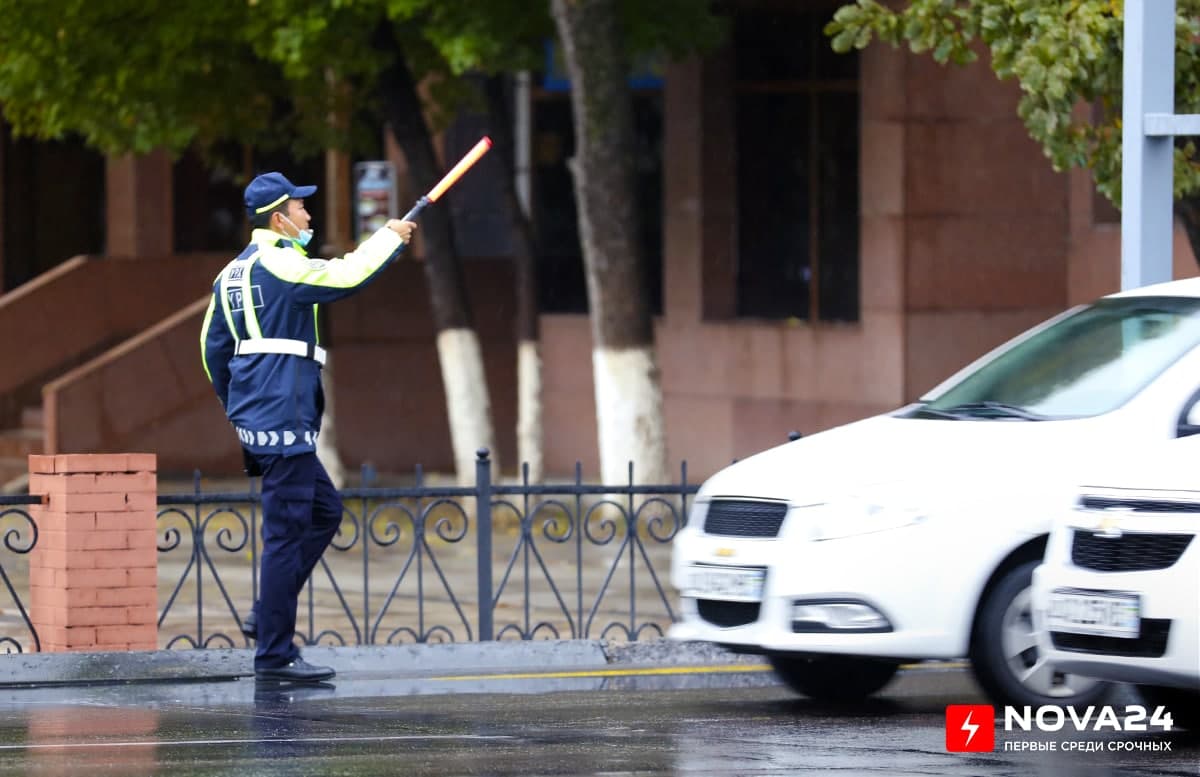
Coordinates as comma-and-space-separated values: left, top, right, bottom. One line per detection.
1045, 589, 1140, 638
683, 564, 766, 602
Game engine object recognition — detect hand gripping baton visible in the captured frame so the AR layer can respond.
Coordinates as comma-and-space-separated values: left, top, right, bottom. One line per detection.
401, 136, 493, 222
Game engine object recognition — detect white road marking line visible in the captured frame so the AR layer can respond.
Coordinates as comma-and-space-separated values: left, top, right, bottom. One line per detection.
0, 734, 514, 751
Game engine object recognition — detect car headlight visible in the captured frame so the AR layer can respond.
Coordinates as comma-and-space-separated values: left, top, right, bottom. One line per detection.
807, 499, 928, 541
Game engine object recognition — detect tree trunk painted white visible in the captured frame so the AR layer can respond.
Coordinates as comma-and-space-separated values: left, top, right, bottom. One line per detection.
592, 345, 667, 486
551, 0, 669, 486
316, 353, 347, 489
516, 339, 544, 483
437, 327, 497, 485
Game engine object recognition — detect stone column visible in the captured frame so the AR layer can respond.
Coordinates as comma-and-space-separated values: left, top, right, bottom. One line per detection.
28, 453, 158, 652
105, 150, 173, 257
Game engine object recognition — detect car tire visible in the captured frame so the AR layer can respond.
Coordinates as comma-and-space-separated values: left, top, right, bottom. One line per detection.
970, 559, 1111, 708
768, 654, 900, 702
1137, 685, 1200, 732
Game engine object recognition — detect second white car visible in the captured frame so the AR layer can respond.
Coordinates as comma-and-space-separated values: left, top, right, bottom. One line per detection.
1033, 436, 1200, 730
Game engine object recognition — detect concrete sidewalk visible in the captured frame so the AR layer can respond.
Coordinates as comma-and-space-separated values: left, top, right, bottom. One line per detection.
0, 639, 768, 688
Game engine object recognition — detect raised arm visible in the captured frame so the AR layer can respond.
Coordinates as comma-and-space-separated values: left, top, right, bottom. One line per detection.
259, 221, 416, 305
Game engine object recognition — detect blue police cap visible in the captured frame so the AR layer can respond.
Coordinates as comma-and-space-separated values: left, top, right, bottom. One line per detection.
243, 172, 318, 216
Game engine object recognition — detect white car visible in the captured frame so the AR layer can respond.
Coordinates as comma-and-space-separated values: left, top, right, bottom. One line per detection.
1033, 437, 1200, 730
670, 277, 1200, 707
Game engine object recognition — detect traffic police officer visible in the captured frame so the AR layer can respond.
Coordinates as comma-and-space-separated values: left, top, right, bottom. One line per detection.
201, 172, 416, 681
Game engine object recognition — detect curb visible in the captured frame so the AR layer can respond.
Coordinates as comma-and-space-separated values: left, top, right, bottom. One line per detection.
0, 639, 766, 688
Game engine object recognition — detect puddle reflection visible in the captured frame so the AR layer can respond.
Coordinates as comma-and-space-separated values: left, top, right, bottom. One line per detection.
26, 706, 159, 775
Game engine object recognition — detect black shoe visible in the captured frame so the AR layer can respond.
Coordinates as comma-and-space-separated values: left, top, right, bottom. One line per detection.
240, 607, 257, 641
254, 681, 336, 706
255, 657, 335, 682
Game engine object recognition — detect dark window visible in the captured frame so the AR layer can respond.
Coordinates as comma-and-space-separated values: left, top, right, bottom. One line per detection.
2, 126, 104, 288
443, 107, 514, 259
734, 7, 859, 322
173, 148, 244, 253
531, 91, 663, 315
184, 146, 324, 252
532, 96, 586, 313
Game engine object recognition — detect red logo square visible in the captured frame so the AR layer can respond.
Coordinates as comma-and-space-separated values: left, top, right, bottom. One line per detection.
945, 705, 995, 752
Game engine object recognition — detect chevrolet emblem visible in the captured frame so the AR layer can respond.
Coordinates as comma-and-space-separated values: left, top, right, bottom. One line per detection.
1096, 514, 1124, 539
714, 547, 736, 558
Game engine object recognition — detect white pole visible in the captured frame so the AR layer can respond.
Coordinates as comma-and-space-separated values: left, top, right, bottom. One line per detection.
1120, 0, 1177, 289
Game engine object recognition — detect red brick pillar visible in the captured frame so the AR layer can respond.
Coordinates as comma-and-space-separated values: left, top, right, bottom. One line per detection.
28, 454, 158, 652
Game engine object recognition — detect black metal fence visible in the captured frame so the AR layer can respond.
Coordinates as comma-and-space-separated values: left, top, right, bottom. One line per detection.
160, 450, 695, 649
1, 450, 697, 653
0, 494, 38, 653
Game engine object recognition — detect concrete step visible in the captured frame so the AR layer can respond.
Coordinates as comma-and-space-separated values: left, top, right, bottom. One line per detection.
20, 405, 43, 431
0, 429, 42, 458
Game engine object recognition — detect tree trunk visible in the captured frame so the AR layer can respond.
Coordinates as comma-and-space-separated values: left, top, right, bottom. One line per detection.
484, 74, 544, 483
373, 25, 497, 484
1176, 195, 1200, 270
550, 0, 667, 486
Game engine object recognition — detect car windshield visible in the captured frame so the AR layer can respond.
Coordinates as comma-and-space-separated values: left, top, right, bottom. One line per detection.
912, 296, 1200, 420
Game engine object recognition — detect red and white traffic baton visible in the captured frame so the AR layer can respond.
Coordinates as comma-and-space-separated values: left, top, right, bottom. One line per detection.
400, 136, 493, 222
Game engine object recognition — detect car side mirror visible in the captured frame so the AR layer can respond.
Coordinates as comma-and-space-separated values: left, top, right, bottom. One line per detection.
1179, 403, 1200, 438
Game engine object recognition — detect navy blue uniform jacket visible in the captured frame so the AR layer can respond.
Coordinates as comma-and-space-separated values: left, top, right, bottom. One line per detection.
201, 227, 405, 456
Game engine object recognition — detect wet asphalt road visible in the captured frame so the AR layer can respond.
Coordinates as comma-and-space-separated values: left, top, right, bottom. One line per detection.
0, 664, 1194, 776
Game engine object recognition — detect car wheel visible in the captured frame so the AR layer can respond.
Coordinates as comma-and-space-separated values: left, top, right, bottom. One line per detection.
1137, 685, 1200, 732
970, 559, 1110, 707
768, 654, 900, 702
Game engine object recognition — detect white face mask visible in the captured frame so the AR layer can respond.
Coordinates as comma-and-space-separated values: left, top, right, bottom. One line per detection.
280, 215, 313, 248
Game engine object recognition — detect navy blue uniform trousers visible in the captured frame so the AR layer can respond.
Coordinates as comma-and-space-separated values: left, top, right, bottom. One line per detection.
253, 452, 342, 670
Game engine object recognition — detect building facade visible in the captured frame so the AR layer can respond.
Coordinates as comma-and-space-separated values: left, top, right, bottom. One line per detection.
1, 3, 1195, 483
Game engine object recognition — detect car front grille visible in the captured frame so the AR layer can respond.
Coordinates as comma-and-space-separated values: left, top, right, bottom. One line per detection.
696, 599, 761, 628
703, 499, 788, 538
1071, 530, 1194, 572
1080, 496, 1200, 513
1050, 619, 1171, 658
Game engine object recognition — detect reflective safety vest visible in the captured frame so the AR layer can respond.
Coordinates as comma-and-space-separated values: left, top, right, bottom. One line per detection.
201, 226, 406, 456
